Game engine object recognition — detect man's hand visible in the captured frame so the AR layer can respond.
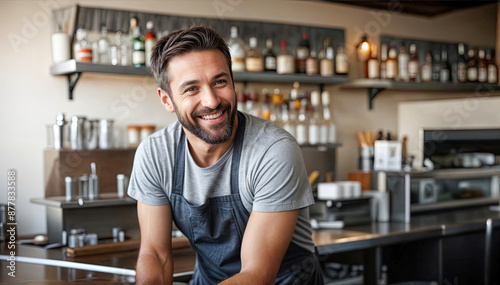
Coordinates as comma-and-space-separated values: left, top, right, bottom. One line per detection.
135, 202, 174, 284
218, 210, 300, 285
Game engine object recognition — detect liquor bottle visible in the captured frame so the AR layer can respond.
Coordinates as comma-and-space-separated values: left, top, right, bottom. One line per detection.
228, 26, 246, 72
421, 51, 432, 82
379, 43, 388, 79
270, 88, 284, 127
124, 17, 138, 66
321, 91, 336, 144
281, 102, 296, 138
486, 49, 498, 84
276, 40, 295, 74
477, 49, 488, 83
245, 37, 264, 72
98, 25, 110, 64
397, 42, 409, 82
296, 98, 309, 145
335, 45, 348, 75
306, 50, 319, 75
385, 43, 398, 80
144, 21, 157, 67
74, 26, 92, 62
440, 49, 450, 83
467, 48, 478, 82
432, 50, 441, 81
132, 26, 145, 67
296, 32, 310, 74
262, 39, 277, 72
408, 44, 419, 82
308, 91, 321, 145
110, 31, 122, 66
237, 90, 247, 113
319, 38, 334, 77
457, 43, 468, 83
246, 89, 260, 117
260, 89, 271, 120
366, 45, 379, 79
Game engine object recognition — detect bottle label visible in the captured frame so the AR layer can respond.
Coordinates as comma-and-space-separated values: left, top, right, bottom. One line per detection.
408, 61, 418, 79
467, 67, 478, 81
440, 69, 450, 83
277, 55, 295, 74
265, 57, 277, 70
133, 51, 145, 65
245, 58, 264, 72
398, 55, 409, 81
421, 65, 432, 82
335, 54, 348, 74
296, 48, 309, 60
478, 67, 488, 83
232, 57, 246, 72
306, 58, 319, 75
320, 59, 334, 77
488, 65, 498, 83
77, 48, 93, 62
386, 61, 397, 79
309, 125, 320, 145
368, 59, 379, 79
458, 63, 467, 82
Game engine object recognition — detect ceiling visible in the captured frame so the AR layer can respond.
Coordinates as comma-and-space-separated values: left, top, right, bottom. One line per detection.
320, 0, 498, 17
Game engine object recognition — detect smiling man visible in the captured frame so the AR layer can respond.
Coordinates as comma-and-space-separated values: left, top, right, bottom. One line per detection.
128, 26, 323, 285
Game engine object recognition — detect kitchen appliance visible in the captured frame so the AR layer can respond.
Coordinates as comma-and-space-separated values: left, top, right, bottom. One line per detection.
69, 116, 86, 150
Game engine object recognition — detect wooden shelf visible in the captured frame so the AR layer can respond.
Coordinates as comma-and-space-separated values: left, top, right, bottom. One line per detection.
341, 79, 500, 110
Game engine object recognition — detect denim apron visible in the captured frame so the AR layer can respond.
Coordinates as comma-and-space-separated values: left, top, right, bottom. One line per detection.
171, 112, 324, 285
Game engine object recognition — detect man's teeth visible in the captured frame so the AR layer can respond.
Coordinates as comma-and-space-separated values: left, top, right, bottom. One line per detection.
201, 111, 223, 120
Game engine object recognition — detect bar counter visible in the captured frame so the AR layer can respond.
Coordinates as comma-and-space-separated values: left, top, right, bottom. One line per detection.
2, 206, 500, 283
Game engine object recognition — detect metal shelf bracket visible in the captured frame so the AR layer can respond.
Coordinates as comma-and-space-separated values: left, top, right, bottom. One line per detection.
368, 87, 385, 110
66, 72, 82, 100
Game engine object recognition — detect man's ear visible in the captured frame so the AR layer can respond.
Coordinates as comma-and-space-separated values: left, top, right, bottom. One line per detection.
158, 88, 175, 113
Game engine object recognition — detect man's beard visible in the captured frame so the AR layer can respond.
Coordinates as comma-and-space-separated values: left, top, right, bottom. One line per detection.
174, 98, 237, 145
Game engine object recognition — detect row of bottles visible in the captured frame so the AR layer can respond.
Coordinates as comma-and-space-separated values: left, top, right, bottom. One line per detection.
237, 82, 336, 145
73, 17, 161, 67
365, 42, 498, 84
228, 26, 348, 76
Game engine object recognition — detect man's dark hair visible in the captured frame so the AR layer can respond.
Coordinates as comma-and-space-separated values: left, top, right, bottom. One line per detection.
150, 25, 232, 96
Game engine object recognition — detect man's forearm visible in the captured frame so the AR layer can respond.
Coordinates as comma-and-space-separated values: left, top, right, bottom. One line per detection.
136, 253, 173, 285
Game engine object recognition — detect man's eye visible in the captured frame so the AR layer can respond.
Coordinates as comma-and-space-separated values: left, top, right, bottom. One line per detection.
185, 87, 197, 93
215, 79, 227, 85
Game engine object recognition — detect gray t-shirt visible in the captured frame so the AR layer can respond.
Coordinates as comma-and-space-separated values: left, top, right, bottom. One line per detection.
128, 113, 315, 252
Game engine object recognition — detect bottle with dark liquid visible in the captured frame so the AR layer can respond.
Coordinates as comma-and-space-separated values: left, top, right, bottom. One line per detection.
295, 32, 310, 74
486, 49, 498, 84
262, 39, 277, 72
386, 43, 398, 80
421, 51, 432, 82
379, 43, 388, 79
432, 50, 441, 81
440, 49, 450, 83
467, 48, 478, 82
457, 43, 467, 83
408, 43, 419, 82
477, 49, 488, 83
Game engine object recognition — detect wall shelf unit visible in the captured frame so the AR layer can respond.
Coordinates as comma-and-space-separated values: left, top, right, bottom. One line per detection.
341, 79, 500, 110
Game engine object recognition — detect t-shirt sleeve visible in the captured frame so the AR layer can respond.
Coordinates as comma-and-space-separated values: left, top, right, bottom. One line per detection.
127, 139, 170, 206
251, 138, 315, 212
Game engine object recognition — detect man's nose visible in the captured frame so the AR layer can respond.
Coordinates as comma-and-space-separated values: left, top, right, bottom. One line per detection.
200, 87, 221, 109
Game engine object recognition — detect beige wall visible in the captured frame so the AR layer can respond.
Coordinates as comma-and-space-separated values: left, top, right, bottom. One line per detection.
0, 0, 497, 235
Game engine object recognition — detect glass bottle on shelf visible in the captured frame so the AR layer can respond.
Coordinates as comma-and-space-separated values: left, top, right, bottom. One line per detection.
335, 44, 348, 75
262, 39, 277, 72
245, 37, 264, 72
321, 91, 336, 144
270, 88, 284, 127
97, 26, 109, 64
385, 43, 398, 80
467, 48, 478, 82
296, 98, 309, 145
421, 51, 433, 82
319, 38, 334, 77
246, 89, 260, 117
282, 102, 296, 138
432, 50, 441, 82
379, 43, 388, 79
296, 32, 310, 74
408, 43, 419, 82
124, 17, 138, 66
74, 26, 92, 62
457, 43, 468, 83
144, 21, 157, 67
132, 26, 145, 67
228, 26, 246, 72
366, 45, 379, 79
308, 91, 322, 145
237, 90, 247, 113
110, 31, 122, 66
440, 49, 450, 83
260, 89, 271, 120
306, 50, 319, 75
486, 49, 498, 84
276, 40, 295, 74
397, 42, 409, 82
477, 49, 488, 83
